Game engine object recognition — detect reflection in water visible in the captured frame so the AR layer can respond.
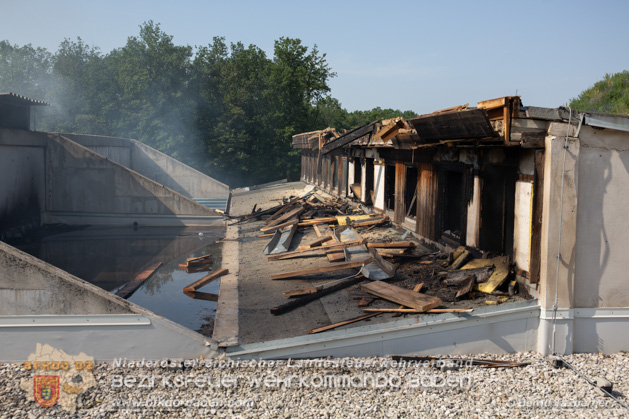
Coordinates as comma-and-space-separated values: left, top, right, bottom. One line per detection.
16, 226, 224, 336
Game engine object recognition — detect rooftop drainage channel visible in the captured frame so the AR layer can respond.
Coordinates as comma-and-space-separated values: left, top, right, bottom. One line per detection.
225, 300, 540, 359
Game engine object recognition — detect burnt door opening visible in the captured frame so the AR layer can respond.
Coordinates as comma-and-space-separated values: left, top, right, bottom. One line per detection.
365, 158, 374, 206
479, 166, 516, 256
441, 171, 464, 241
404, 165, 418, 219
351, 157, 362, 200
384, 164, 396, 211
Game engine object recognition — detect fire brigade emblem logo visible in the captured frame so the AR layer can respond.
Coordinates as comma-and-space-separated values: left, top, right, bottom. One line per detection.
34, 375, 60, 407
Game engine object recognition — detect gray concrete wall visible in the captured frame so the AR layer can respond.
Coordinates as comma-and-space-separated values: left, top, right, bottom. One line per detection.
0, 240, 218, 360
61, 133, 229, 198
0, 128, 48, 238
45, 134, 218, 218
574, 125, 629, 308
0, 240, 134, 315
130, 139, 229, 198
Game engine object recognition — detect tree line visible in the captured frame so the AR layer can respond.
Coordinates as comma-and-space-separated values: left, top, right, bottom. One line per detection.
0, 22, 416, 187
569, 71, 629, 116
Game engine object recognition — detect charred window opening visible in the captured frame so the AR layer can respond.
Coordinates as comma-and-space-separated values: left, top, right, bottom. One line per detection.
365, 158, 374, 206
331, 156, 338, 190
384, 164, 396, 211
443, 171, 464, 240
353, 157, 362, 184
404, 165, 418, 219
437, 165, 472, 245
479, 165, 516, 256
351, 157, 362, 200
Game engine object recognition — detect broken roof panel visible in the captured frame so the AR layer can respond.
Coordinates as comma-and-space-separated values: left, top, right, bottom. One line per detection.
320, 122, 377, 154
408, 109, 498, 142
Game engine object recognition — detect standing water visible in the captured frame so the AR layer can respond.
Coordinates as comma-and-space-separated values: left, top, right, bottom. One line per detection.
15, 225, 224, 336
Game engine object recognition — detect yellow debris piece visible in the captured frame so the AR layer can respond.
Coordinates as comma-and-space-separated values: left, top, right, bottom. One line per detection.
461, 256, 510, 294
336, 214, 377, 226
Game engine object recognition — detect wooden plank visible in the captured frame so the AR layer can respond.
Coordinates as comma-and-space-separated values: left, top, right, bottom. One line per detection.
462, 256, 510, 294
449, 250, 471, 269
183, 290, 219, 302
392, 282, 424, 317
360, 280, 442, 311
304, 236, 333, 248
367, 242, 416, 248
297, 217, 337, 226
282, 286, 323, 297
477, 97, 506, 110
455, 276, 475, 299
183, 268, 229, 292
308, 313, 381, 334
186, 254, 213, 263
259, 219, 299, 233
363, 308, 473, 313
358, 297, 376, 307
116, 262, 163, 299
320, 122, 376, 154
264, 206, 305, 229
271, 275, 365, 315
326, 251, 346, 262
264, 202, 294, 225
313, 224, 323, 238
348, 216, 389, 228
270, 259, 372, 280
267, 238, 366, 261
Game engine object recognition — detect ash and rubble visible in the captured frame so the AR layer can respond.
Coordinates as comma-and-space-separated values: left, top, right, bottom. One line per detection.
229, 182, 528, 341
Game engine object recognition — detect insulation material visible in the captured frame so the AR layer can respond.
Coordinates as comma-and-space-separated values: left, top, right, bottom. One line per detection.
513, 180, 533, 272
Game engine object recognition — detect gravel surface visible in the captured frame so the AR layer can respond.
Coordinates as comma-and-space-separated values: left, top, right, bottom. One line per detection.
2, 352, 628, 418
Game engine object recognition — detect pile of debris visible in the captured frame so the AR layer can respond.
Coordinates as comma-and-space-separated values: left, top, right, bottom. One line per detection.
233, 187, 519, 335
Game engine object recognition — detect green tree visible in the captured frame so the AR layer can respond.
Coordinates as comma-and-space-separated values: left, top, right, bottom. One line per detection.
109, 21, 199, 165
269, 37, 335, 180
569, 71, 629, 115
194, 38, 273, 185
0, 40, 52, 100
46, 38, 109, 134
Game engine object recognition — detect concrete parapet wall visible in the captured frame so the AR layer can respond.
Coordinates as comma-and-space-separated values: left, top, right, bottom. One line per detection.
0, 240, 134, 315
45, 134, 218, 219
0, 240, 218, 360
131, 140, 229, 198
61, 133, 229, 199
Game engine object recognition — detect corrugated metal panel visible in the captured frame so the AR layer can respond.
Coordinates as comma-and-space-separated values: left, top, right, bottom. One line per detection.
584, 114, 629, 133
192, 198, 228, 211
0, 92, 49, 106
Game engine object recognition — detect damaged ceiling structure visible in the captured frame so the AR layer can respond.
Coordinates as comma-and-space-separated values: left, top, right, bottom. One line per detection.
291, 96, 629, 355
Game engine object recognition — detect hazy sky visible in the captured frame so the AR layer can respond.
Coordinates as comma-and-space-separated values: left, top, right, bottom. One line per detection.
3, 0, 629, 113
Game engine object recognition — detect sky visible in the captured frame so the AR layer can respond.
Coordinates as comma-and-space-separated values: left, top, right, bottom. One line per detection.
2, 0, 629, 114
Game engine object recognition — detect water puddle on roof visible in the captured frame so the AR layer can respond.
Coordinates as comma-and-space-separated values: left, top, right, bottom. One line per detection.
16, 225, 224, 336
